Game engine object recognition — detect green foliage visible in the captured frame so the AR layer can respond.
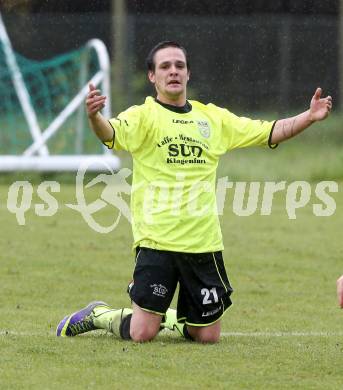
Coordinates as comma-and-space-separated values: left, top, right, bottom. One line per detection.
0, 181, 342, 389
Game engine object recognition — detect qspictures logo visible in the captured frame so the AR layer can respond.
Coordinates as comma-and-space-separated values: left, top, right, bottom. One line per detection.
66, 159, 132, 233
5, 159, 132, 233
2, 158, 340, 234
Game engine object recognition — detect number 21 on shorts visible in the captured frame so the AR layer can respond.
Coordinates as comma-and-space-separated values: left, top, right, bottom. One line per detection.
201, 287, 219, 305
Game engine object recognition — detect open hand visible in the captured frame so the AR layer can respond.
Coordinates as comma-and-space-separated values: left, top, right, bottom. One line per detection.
309, 87, 332, 122
86, 83, 107, 117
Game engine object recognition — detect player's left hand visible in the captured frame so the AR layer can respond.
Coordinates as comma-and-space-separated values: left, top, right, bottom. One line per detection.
336, 275, 343, 308
309, 87, 332, 122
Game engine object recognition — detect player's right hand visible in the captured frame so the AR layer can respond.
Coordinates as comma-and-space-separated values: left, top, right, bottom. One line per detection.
86, 83, 107, 117
337, 275, 343, 308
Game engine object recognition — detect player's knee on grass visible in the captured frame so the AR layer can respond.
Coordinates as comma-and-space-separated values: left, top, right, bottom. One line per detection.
130, 325, 160, 342
129, 317, 161, 342
129, 303, 162, 342
336, 275, 343, 308
187, 321, 221, 343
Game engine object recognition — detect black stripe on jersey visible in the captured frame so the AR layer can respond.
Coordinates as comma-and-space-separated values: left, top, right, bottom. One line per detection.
268, 120, 278, 149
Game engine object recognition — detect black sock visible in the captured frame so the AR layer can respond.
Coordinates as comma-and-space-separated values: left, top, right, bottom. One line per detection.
183, 324, 195, 341
119, 313, 132, 340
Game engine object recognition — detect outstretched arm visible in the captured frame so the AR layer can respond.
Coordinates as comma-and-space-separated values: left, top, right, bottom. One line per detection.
337, 276, 343, 308
86, 83, 114, 142
271, 88, 332, 145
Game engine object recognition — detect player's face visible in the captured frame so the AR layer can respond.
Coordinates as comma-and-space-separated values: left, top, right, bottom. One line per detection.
148, 47, 190, 106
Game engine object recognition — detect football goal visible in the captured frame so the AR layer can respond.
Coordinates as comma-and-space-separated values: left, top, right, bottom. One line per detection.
0, 13, 120, 172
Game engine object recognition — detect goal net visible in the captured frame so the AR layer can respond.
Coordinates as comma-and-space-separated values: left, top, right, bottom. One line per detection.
0, 13, 120, 172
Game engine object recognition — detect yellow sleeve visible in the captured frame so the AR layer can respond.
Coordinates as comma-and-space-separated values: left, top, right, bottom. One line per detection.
104, 105, 145, 153
218, 107, 276, 150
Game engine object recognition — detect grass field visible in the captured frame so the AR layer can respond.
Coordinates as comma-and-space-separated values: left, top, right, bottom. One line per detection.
0, 114, 342, 389
0, 168, 342, 389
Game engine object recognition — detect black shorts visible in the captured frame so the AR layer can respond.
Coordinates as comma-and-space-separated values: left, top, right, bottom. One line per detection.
128, 247, 233, 326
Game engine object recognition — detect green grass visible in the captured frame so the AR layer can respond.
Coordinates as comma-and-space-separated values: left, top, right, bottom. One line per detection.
216, 113, 343, 181
0, 177, 342, 389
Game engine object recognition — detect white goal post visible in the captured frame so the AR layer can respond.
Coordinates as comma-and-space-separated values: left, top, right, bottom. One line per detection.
0, 13, 120, 172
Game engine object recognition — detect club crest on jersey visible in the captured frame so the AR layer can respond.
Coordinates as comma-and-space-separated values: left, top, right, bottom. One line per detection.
197, 120, 210, 138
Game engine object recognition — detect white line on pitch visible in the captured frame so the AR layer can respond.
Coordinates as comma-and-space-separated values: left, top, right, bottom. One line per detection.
0, 330, 110, 337
0, 330, 51, 336
221, 331, 343, 337
2, 330, 343, 337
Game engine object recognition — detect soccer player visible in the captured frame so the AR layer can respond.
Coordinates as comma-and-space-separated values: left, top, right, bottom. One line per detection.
57, 41, 332, 343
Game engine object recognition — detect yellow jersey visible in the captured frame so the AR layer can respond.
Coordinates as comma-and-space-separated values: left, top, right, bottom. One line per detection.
105, 97, 275, 253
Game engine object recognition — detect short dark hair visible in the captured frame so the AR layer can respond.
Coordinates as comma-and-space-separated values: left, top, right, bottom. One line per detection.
146, 41, 189, 72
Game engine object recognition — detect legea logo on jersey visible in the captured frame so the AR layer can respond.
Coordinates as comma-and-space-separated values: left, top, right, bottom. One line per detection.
197, 120, 211, 138
66, 159, 132, 233
172, 119, 194, 125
